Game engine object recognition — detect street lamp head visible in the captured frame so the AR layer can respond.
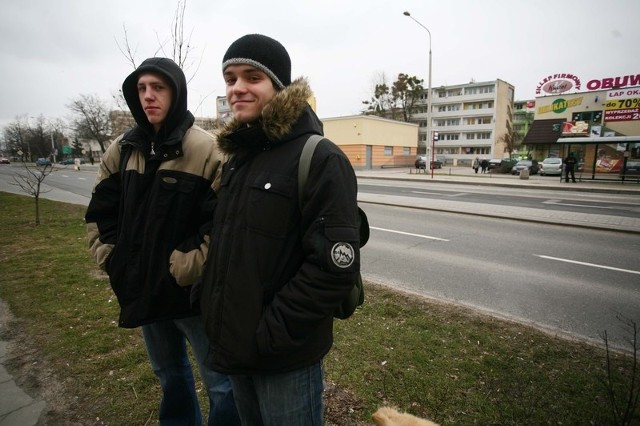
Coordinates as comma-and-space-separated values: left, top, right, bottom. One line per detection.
403, 11, 411, 16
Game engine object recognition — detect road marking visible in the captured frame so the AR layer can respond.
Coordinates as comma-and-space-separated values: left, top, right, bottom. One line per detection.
411, 191, 469, 197
371, 226, 449, 241
535, 254, 640, 275
542, 199, 632, 211
411, 190, 444, 196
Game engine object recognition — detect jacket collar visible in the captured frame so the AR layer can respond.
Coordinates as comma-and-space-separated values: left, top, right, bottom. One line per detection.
121, 111, 194, 161
218, 78, 314, 155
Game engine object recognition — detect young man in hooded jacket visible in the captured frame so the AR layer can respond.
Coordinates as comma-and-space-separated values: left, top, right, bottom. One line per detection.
199, 34, 362, 425
85, 57, 239, 425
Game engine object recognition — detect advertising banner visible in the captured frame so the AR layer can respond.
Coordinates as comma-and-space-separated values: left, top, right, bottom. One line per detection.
605, 87, 640, 122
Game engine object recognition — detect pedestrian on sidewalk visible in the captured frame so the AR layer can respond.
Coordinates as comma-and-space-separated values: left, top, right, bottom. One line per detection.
480, 158, 488, 174
564, 152, 577, 183
85, 57, 240, 425
472, 157, 480, 174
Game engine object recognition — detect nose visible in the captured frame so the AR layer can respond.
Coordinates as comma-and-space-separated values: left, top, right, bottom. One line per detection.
231, 77, 248, 94
142, 87, 155, 100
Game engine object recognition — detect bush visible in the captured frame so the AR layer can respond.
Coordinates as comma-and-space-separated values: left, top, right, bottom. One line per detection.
499, 160, 517, 173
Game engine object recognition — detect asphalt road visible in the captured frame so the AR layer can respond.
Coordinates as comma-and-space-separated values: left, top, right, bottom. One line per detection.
361, 202, 640, 351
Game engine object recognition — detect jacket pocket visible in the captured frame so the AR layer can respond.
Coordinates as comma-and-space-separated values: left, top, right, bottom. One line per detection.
247, 173, 295, 238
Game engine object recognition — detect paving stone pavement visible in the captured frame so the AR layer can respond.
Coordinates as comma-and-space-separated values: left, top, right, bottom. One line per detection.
0, 303, 46, 426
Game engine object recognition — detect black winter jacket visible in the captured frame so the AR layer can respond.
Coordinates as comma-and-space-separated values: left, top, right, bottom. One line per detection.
85, 58, 223, 328
200, 78, 361, 374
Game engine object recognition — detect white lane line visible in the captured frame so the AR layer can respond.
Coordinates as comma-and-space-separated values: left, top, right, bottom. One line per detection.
535, 254, 640, 275
411, 191, 469, 197
411, 190, 444, 196
542, 199, 629, 211
371, 226, 449, 241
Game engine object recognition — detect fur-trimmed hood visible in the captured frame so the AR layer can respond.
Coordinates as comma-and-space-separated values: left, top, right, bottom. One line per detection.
217, 77, 322, 155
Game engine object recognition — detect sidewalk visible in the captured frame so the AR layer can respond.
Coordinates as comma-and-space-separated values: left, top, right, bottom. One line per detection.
0, 301, 46, 425
355, 166, 640, 234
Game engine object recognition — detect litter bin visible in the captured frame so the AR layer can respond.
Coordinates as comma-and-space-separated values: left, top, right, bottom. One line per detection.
519, 168, 530, 179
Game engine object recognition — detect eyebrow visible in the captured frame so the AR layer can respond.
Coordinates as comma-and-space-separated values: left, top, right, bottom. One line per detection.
224, 66, 263, 76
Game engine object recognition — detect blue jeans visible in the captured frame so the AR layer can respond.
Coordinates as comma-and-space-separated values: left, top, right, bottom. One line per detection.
142, 316, 240, 425
229, 361, 324, 426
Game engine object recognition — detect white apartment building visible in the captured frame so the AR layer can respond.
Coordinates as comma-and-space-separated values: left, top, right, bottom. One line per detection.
409, 79, 515, 165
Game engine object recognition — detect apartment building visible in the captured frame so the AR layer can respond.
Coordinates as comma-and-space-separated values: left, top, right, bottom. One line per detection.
409, 79, 515, 165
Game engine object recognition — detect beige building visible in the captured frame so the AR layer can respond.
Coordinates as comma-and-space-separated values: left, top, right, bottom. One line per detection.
322, 115, 419, 169
409, 79, 515, 165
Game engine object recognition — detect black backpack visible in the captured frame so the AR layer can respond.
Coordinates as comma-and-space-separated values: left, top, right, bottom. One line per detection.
298, 135, 369, 319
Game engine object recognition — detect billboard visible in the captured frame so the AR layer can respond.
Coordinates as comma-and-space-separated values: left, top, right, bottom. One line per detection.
605, 87, 640, 123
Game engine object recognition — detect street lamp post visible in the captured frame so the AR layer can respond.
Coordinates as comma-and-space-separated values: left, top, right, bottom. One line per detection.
50, 132, 56, 163
403, 11, 433, 178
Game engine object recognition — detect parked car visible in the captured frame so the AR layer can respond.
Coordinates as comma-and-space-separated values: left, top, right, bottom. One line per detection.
414, 156, 442, 169
487, 159, 503, 170
35, 158, 52, 167
0, 157, 10, 164
511, 160, 539, 175
59, 158, 86, 165
539, 157, 563, 176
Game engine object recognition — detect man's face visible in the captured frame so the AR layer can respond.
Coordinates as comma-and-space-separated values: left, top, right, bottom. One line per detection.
137, 72, 173, 132
224, 65, 278, 124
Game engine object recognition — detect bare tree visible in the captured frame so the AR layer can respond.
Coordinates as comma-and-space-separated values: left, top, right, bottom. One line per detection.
362, 82, 394, 118
67, 94, 113, 154
11, 163, 53, 226
362, 73, 424, 122
116, 0, 202, 83
2, 115, 54, 162
2, 116, 31, 161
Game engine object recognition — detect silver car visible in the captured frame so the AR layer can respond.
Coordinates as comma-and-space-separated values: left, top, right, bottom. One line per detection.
539, 157, 563, 176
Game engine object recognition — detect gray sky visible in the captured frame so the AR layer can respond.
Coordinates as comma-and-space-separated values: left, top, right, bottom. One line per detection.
1, 0, 639, 131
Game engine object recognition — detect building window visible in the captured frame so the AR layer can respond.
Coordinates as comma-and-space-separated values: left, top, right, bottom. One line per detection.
403, 147, 411, 156
384, 146, 393, 156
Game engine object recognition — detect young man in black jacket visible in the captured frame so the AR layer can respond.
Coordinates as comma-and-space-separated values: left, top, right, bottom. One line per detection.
85, 57, 239, 425
200, 34, 362, 425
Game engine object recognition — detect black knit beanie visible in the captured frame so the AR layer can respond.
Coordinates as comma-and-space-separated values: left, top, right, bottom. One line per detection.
222, 34, 291, 89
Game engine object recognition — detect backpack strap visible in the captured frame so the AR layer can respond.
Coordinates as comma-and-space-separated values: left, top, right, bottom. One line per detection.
298, 134, 324, 210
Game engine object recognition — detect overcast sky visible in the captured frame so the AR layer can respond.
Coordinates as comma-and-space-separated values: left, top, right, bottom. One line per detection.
1, 0, 639, 131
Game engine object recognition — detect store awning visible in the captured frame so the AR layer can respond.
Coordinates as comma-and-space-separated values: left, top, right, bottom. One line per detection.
556, 135, 640, 144
521, 119, 564, 145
